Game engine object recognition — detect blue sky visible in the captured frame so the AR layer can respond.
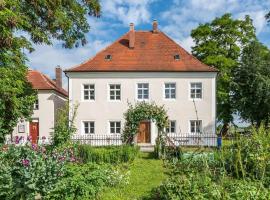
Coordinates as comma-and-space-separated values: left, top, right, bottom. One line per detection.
27, 0, 270, 81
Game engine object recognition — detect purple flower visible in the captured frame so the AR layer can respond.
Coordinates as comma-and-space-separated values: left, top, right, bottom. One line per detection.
32, 143, 38, 151
22, 159, 30, 167
15, 136, 19, 144
70, 157, 76, 162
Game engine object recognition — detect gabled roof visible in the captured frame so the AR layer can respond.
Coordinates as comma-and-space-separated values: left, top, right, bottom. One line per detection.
65, 31, 217, 72
27, 70, 68, 97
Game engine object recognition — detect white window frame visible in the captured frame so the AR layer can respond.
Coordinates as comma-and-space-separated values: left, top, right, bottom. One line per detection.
108, 84, 121, 101
166, 120, 176, 133
190, 82, 202, 100
82, 84, 95, 101
82, 121, 95, 134
109, 121, 121, 134
33, 99, 39, 110
164, 82, 176, 100
189, 120, 202, 134
136, 83, 149, 100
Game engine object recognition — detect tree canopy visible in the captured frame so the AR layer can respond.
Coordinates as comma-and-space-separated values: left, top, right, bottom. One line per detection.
191, 13, 256, 126
232, 41, 270, 127
0, 0, 101, 143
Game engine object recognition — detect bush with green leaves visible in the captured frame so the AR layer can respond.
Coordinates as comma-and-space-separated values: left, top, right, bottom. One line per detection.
155, 126, 270, 199
221, 126, 270, 185
44, 163, 129, 200
0, 144, 66, 200
78, 145, 139, 164
51, 103, 78, 147
156, 172, 270, 200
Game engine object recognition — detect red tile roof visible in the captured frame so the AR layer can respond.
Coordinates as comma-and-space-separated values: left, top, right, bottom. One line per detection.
27, 70, 68, 97
65, 31, 217, 72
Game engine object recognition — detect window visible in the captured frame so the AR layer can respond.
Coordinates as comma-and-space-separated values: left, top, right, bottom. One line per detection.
190, 120, 202, 133
190, 82, 202, 99
33, 99, 39, 110
137, 83, 149, 100
174, 54, 180, 60
105, 54, 112, 60
83, 121, 95, 134
165, 83, 176, 99
83, 84, 95, 100
109, 84, 121, 100
166, 120, 176, 133
110, 121, 121, 134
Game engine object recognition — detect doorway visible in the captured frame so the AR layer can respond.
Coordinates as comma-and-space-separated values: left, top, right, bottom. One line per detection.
29, 121, 39, 144
137, 121, 151, 143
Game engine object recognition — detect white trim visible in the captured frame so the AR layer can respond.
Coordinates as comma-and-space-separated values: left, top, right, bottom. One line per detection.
81, 83, 95, 102
189, 82, 203, 101
189, 119, 203, 134
212, 77, 216, 134
135, 82, 150, 101
107, 83, 122, 102
163, 82, 177, 100
81, 120, 95, 134
66, 72, 218, 79
107, 120, 122, 134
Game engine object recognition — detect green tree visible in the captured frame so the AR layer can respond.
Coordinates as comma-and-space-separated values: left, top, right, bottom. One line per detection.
191, 13, 256, 134
0, 0, 100, 143
266, 11, 270, 23
232, 41, 270, 127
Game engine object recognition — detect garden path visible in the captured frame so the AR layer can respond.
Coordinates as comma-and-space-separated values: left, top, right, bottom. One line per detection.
99, 152, 167, 200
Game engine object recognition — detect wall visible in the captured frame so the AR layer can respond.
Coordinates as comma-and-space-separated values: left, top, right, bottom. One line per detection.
67, 72, 217, 142
11, 90, 67, 142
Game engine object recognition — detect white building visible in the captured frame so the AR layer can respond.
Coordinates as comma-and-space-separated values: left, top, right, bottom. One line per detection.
65, 21, 218, 145
11, 67, 68, 144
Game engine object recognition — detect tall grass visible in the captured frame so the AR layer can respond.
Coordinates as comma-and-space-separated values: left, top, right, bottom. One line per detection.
78, 145, 140, 164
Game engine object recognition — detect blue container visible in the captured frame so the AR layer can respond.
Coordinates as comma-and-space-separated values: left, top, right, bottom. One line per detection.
217, 136, 222, 149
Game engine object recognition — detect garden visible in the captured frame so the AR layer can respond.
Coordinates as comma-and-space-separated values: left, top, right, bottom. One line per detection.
1, 125, 269, 200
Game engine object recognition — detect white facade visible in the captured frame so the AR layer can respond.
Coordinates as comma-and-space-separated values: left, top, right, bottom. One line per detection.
67, 72, 217, 145
12, 90, 67, 142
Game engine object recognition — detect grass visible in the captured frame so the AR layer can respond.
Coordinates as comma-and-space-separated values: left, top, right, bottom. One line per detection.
99, 152, 167, 200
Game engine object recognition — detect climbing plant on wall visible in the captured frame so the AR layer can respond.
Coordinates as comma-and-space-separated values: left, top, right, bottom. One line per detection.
123, 101, 169, 144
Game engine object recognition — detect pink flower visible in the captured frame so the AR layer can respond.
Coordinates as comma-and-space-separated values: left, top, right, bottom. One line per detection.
15, 136, 19, 144
32, 144, 38, 151
22, 159, 30, 167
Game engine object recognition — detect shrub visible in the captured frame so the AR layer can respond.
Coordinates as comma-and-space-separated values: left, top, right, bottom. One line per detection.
0, 144, 66, 200
51, 103, 78, 147
221, 126, 270, 184
78, 145, 139, 164
44, 163, 129, 200
156, 172, 270, 200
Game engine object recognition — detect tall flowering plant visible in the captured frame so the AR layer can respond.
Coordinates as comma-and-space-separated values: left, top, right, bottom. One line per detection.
0, 143, 78, 200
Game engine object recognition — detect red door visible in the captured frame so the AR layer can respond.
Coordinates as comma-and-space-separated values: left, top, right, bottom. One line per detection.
29, 122, 39, 144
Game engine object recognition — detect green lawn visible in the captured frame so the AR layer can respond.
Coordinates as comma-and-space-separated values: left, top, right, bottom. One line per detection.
99, 152, 167, 200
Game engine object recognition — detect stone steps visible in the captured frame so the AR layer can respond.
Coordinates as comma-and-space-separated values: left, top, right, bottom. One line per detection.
138, 143, 155, 152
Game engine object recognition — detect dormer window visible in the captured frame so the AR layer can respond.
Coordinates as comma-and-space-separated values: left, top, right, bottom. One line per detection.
174, 54, 180, 61
105, 54, 112, 61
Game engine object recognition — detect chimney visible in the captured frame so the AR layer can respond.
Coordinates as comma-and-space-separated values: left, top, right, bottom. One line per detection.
129, 23, 135, 49
152, 20, 158, 33
55, 65, 62, 88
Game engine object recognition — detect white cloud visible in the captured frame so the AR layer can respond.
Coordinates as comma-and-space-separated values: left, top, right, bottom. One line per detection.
101, 0, 156, 25
160, 0, 270, 51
